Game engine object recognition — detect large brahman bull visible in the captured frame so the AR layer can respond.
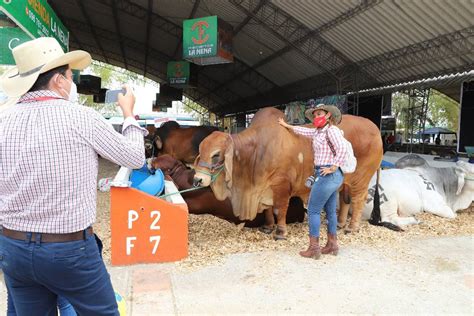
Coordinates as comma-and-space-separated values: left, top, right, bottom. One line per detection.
193, 107, 382, 239
150, 154, 305, 227
364, 154, 474, 230
152, 122, 218, 164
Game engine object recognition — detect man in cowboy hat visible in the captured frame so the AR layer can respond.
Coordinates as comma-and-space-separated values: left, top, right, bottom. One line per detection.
0, 37, 146, 314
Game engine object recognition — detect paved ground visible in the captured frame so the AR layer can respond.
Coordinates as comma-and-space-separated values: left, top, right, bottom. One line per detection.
3, 235, 472, 315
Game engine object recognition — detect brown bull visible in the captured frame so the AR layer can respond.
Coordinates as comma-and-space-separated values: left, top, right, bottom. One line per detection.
194, 107, 382, 239
150, 154, 305, 227
153, 122, 218, 164
194, 107, 314, 239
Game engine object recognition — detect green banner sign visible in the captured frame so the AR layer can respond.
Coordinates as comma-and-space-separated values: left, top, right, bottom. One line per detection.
0, 27, 31, 64
167, 61, 190, 87
0, 0, 69, 52
183, 16, 217, 59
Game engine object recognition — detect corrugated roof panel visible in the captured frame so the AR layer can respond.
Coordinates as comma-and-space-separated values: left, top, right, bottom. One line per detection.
154, 0, 194, 24
241, 24, 287, 52
258, 57, 309, 86
377, 56, 468, 83
227, 80, 259, 98
192, 0, 248, 28
118, 14, 148, 43
271, 0, 360, 30
322, 0, 473, 62
148, 27, 179, 58
278, 50, 325, 78
200, 64, 236, 83
233, 32, 277, 66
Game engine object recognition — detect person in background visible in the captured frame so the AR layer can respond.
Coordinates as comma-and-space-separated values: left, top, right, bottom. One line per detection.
395, 132, 403, 144
0, 37, 146, 315
278, 104, 346, 259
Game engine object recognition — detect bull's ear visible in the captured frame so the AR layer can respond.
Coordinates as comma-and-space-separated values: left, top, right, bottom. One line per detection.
224, 140, 234, 188
193, 154, 200, 168
455, 168, 465, 195
155, 136, 163, 150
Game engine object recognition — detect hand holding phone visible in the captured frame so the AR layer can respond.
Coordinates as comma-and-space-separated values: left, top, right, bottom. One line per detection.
116, 85, 135, 118
105, 88, 127, 103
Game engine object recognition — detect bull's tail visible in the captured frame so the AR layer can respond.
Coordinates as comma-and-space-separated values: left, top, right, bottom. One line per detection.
368, 168, 403, 232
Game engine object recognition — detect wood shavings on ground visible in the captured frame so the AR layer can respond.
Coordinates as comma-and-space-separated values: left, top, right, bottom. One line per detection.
94, 158, 473, 270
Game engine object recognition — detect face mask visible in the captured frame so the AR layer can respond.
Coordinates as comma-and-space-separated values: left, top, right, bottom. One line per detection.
60, 75, 78, 103
313, 116, 327, 128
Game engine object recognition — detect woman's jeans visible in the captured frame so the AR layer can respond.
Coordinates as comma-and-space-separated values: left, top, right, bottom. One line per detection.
307, 166, 343, 237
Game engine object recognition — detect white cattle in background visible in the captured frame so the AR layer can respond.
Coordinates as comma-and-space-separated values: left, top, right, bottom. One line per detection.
363, 154, 474, 229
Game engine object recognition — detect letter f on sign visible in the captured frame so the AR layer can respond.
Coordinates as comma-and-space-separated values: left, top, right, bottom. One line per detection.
126, 237, 137, 255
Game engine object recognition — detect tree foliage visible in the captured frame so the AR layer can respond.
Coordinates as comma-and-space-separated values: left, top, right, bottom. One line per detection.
391, 89, 459, 132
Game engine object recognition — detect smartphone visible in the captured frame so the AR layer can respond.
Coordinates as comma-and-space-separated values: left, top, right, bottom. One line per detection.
105, 88, 127, 103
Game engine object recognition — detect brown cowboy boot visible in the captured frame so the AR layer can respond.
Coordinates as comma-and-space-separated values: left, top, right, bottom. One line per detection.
321, 233, 339, 255
299, 236, 321, 259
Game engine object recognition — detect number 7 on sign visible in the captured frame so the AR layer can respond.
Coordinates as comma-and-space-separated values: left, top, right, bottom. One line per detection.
150, 236, 161, 255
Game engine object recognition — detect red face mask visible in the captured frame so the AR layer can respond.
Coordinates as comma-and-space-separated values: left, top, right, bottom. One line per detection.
313, 116, 327, 128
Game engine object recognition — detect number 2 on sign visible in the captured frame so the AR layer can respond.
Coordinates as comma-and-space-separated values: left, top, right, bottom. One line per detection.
150, 210, 161, 230
150, 210, 161, 254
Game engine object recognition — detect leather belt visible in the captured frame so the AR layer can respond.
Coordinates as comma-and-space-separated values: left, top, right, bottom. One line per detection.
1, 227, 93, 243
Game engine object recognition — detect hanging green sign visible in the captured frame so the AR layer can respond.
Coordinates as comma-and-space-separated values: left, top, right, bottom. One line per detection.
183, 16, 218, 59
0, 0, 69, 52
183, 16, 234, 65
167, 61, 190, 87
0, 27, 31, 65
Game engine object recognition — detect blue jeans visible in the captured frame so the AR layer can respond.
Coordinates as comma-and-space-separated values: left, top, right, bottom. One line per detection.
0, 231, 118, 315
7, 291, 76, 316
5, 233, 104, 315
307, 166, 343, 237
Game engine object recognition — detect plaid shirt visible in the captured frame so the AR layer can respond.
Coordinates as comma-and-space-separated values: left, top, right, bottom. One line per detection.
0, 90, 147, 233
293, 125, 347, 167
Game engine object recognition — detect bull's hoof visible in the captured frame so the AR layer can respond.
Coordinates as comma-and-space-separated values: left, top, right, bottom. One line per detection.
259, 225, 274, 234
344, 224, 360, 234
273, 234, 287, 241
337, 223, 345, 229
274, 226, 287, 240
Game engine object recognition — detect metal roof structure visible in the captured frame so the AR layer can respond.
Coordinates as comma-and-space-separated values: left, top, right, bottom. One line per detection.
48, 0, 474, 115
349, 70, 474, 101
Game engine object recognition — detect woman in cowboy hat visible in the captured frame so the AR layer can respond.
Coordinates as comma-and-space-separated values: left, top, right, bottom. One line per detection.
279, 104, 346, 259
0, 37, 147, 314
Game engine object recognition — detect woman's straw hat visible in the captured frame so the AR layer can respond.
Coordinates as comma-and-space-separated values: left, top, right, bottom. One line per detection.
304, 103, 342, 124
0, 37, 91, 97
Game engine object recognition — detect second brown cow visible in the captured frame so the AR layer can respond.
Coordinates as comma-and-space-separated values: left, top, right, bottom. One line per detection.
150, 154, 305, 227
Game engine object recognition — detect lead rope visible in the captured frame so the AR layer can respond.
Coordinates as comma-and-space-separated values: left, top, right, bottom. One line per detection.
155, 165, 225, 199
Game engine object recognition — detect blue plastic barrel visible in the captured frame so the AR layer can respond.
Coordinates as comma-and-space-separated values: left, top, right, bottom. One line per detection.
130, 166, 164, 196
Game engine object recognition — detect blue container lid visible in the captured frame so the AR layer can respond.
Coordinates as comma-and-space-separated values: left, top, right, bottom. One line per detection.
130, 168, 164, 196
381, 160, 395, 169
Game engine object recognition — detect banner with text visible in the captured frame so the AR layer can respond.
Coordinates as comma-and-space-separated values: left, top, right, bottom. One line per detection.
167, 61, 190, 87
0, 0, 69, 52
0, 27, 31, 64
183, 15, 233, 65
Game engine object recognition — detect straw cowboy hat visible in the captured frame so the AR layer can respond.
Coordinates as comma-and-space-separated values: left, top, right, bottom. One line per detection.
0, 37, 91, 97
305, 103, 342, 124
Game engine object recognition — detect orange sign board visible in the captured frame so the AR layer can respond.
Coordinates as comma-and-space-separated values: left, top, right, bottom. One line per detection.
110, 187, 188, 265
